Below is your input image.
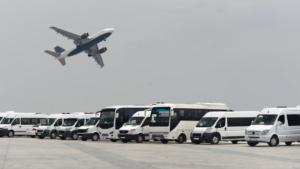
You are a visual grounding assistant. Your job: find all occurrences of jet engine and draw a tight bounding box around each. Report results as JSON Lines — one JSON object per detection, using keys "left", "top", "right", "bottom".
{"left": 80, "top": 33, "right": 89, "bottom": 39}
{"left": 99, "top": 47, "right": 107, "bottom": 54}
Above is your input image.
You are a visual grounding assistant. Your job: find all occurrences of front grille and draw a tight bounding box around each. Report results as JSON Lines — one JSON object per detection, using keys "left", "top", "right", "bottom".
{"left": 59, "top": 131, "right": 65, "bottom": 134}
{"left": 192, "top": 133, "right": 202, "bottom": 137}
{"left": 37, "top": 130, "right": 44, "bottom": 133}
{"left": 78, "top": 129, "right": 87, "bottom": 133}
{"left": 247, "top": 131, "right": 261, "bottom": 135}
{"left": 0, "top": 128, "right": 3, "bottom": 130}
{"left": 249, "top": 136, "right": 259, "bottom": 138}
{"left": 119, "top": 130, "right": 128, "bottom": 134}
{"left": 102, "top": 133, "right": 109, "bottom": 136}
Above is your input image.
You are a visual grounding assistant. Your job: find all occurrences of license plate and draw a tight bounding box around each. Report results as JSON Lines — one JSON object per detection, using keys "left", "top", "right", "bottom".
{"left": 59, "top": 134, "right": 62, "bottom": 136}
{"left": 38, "top": 133, "right": 41, "bottom": 135}
{"left": 194, "top": 138, "right": 199, "bottom": 140}
{"left": 121, "top": 137, "right": 125, "bottom": 139}
{"left": 250, "top": 139, "right": 256, "bottom": 141}
{"left": 156, "top": 137, "right": 161, "bottom": 140}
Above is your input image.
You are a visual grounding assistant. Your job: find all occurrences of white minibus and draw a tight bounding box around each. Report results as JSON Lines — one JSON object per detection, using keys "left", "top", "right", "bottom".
{"left": 149, "top": 102, "right": 228, "bottom": 144}
{"left": 77, "top": 113, "right": 101, "bottom": 141}
{"left": 58, "top": 112, "right": 94, "bottom": 140}
{"left": 98, "top": 105, "right": 154, "bottom": 142}
{"left": 191, "top": 111, "right": 258, "bottom": 144}
{"left": 0, "top": 113, "right": 47, "bottom": 137}
{"left": 245, "top": 107, "right": 300, "bottom": 147}
{"left": 118, "top": 110, "right": 151, "bottom": 143}
{"left": 35, "top": 114, "right": 70, "bottom": 139}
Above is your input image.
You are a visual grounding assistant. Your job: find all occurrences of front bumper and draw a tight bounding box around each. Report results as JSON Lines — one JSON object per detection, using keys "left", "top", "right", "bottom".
{"left": 118, "top": 134, "right": 137, "bottom": 140}
{"left": 191, "top": 132, "right": 213, "bottom": 142}
{"left": 58, "top": 131, "right": 73, "bottom": 138}
{"left": 245, "top": 135, "right": 270, "bottom": 143}
{"left": 79, "top": 133, "right": 93, "bottom": 139}
{"left": 0, "top": 130, "right": 9, "bottom": 136}
{"left": 36, "top": 130, "right": 50, "bottom": 137}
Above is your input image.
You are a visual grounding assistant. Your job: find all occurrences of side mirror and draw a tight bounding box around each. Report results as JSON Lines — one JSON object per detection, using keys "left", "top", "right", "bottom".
{"left": 251, "top": 120, "right": 253, "bottom": 124}
{"left": 277, "top": 121, "right": 282, "bottom": 126}
{"left": 216, "top": 123, "right": 221, "bottom": 128}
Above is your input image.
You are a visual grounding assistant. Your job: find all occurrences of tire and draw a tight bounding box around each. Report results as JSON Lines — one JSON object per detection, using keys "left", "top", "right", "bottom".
{"left": 71, "top": 133, "right": 78, "bottom": 140}
{"left": 161, "top": 140, "right": 168, "bottom": 144}
{"left": 136, "top": 134, "right": 144, "bottom": 143}
{"left": 31, "top": 136, "right": 36, "bottom": 138}
{"left": 81, "top": 138, "right": 87, "bottom": 141}
{"left": 50, "top": 132, "right": 57, "bottom": 139}
{"left": 231, "top": 141, "right": 238, "bottom": 144}
{"left": 0, "top": 136, "right": 3, "bottom": 137}
{"left": 91, "top": 134, "right": 99, "bottom": 141}
{"left": 60, "top": 137, "right": 66, "bottom": 140}
{"left": 194, "top": 141, "right": 201, "bottom": 144}
{"left": 247, "top": 142, "right": 258, "bottom": 147}
{"left": 268, "top": 136, "right": 279, "bottom": 147}
{"left": 285, "top": 142, "right": 292, "bottom": 146}
{"left": 38, "top": 136, "right": 45, "bottom": 139}
{"left": 7, "top": 131, "right": 14, "bottom": 138}
{"left": 177, "top": 135, "right": 185, "bottom": 144}
{"left": 122, "top": 140, "right": 128, "bottom": 143}
{"left": 211, "top": 135, "right": 220, "bottom": 144}
{"left": 153, "top": 139, "right": 158, "bottom": 141}
{"left": 110, "top": 139, "right": 117, "bottom": 142}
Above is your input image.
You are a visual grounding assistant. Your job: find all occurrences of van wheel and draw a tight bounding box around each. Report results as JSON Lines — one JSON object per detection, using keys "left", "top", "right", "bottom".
{"left": 194, "top": 141, "right": 201, "bottom": 144}
{"left": 231, "top": 141, "right": 238, "bottom": 144}
{"left": 110, "top": 139, "right": 117, "bottom": 142}
{"left": 177, "top": 135, "right": 185, "bottom": 144}
{"left": 91, "top": 134, "right": 99, "bottom": 141}
{"left": 268, "top": 136, "right": 279, "bottom": 147}
{"left": 60, "top": 137, "right": 66, "bottom": 140}
{"left": 31, "top": 136, "right": 36, "bottom": 138}
{"left": 81, "top": 138, "right": 87, "bottom": 141}
{"left": 7, "top": 131, "right": 14, "bottom": 138}
{"left": 136, "top": 134, "right": 144, "bottom": 143}
{"left": 211, "top": 135, "right": 220, "bottom": 144}
{"left": 50, "top": 132, "right": 57, "bottom": 139}
{"left": 161, "top": 140, "right": 168, "bottom": 144}
{"left": 122, "top": 140, "right": 128, "bottom": 143}
{"left": 71, "top": 133, "right": 78, "bottom": 140}
{"left": 38, "top": 136, "right": 45, "bottom": 139}
{"left": 153, "top": 139, "right": 158, "bottom": 141}
{"left": 285, "top": 142, "right": 292, "bottom": 146}
{"left": 247, "top": 142, "right": 258, "bottom": 146}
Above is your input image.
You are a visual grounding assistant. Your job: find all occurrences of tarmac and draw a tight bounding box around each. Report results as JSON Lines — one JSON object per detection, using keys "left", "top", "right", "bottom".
{"left": 0, "top": 137, "right": 299, "bottom": 169}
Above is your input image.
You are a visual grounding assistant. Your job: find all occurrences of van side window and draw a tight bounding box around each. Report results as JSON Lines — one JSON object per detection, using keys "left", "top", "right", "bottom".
{"left": 142, "top": 117, "right": 151, "bottom": 126}
{"left": 78, "top": 119, "right": 85, "bottom": 127}
{"left": 55, "top": 119, "right": 63, "bottom": 126}
{"left": 228, "top": 118, "right": 255, "bottom": 127}
{"left": 14, "top": 118, "right": 20, "bottom": 125}
{"left": 278, "top": 115, "right": 285, "bottom": 124}
{"left": 287, "top": 115, "right": 300, "bottom": 126}
{"left": 217, "top": 118, "right": 225, "bottom": 128}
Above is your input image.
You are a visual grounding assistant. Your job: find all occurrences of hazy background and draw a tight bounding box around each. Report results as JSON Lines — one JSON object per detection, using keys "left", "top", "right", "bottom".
{"left": 1, "top": 1, "right": 300, "bottom": 114}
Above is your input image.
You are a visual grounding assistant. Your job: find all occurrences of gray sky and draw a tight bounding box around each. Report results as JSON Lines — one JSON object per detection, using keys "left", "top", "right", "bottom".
{"left": 1, "top": 1, "right": 300, "bottom": 114}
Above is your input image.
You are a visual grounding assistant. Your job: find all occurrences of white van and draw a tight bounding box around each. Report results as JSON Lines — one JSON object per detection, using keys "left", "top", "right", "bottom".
{"left": 77, "top": 113, "right": 101, "bottom": 141}
{"left": 58, "top": 112, "right": 94, "bottom": 140}
{"left": 191, "top": 111, "right": 258, "bottom": 144}
{"left": 245, "top": 107, "right": 300, "bottom": 147}
{"left": 0, "top": 113, "right": 47, "bottom": 137}
{"left": 35, "top": 114, "right": 69, "bottom": 139}
{"left": 118, "top": 110, "right": 151, "bottom": 143}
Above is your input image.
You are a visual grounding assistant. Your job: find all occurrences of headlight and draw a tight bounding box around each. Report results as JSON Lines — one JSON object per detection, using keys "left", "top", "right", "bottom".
{"left": 66, "top": 128, "right": 71, "bottom": 131}
{"left": 206, "top": 127, "right": 212, "bottom": 132}
{"left": 129, "top": 129, "right": 135, "bottom": 134}
{"left": 245, "top": 130, "right": 247, "bottom": 135}
{"left": 261, "top": 129, "right": 269, "bottom": 135}
{"left": 190, "top": 132, "right": 193, "bottom": 137}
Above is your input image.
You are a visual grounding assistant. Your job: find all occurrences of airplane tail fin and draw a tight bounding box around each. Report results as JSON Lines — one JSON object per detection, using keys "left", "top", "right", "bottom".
{"left": 44, "top": 50, "right": 66, "bottom": 66}
{"left": 54, "top": 46, "right": 65, "bottom": 53}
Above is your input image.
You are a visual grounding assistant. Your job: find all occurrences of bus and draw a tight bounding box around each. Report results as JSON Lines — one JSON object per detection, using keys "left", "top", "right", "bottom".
{"left": 98, "top": 105, "right": 154, "bottom": 142}
{"left": 149, "top": 102, "right": 228, "bottom": 144}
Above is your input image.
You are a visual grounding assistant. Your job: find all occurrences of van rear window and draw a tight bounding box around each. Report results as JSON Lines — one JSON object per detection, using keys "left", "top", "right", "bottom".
{"left": 287, "top": 115, "right": 300, "bottom": 126}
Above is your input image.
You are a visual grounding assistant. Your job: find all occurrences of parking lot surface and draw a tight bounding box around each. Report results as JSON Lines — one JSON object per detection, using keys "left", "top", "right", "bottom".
{"left": 0, "top": 137, "right": 299, "bottom": 169}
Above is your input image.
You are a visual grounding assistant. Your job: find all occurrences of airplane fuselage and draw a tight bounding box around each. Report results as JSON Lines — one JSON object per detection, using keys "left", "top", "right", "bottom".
{"left": 57, "top": 28, "right": 114, "bottom": 59}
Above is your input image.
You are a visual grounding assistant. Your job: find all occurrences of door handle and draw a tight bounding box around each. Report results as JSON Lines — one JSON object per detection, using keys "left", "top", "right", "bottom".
{"left": 225, "top": 127, "right": 227, "bottom": 131}
{"left": 19, "top": 126, "right": 21, "bottom": 128}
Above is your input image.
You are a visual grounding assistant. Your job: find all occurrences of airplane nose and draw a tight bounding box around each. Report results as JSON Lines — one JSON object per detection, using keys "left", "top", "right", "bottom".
{"left": 108, "top": 28, "right": 114, "bottom": 33}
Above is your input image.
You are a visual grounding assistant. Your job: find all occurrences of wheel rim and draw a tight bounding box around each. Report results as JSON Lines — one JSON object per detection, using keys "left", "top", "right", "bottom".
{"left": 271, "top": 138, "right": 277, "bottom": 145}
{"left": 138, "top": 136, "right": 142, "bottom": 142}
{"left": 93, "top": 135, "right": 98, "bottom": 140}
{"left": 51, "top": 133, "right": 55, "bottom": 138}
{"left": 213, "top": 136, "right": 218, "bottom": 143}
{"left": 9, "top": 132, "right": 13, "bottom": 137}
{"left": 73, "top": 134, "right": 78, "bottom": 139}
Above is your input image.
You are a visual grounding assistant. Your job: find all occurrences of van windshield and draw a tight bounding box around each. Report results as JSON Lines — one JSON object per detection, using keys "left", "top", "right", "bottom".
{"left": 196, "top": 117, "right": 218, "bottom": 127}
{"left": 84, "top": 118, "right": 100, "bottom": 126}
{"left": 126, "top": 117, "right": 144, "bottom": 125}
{"left": 41, "top": 118, "right": 56, "bottom": 126}
{"left": 63, "top": 119, "right": 78, "bottom": 126}
{"left": 253, "top": 114, "right": 278, "bottom": 125}
{"left": 1, "top": 118, "right": 14, "bottom": 124}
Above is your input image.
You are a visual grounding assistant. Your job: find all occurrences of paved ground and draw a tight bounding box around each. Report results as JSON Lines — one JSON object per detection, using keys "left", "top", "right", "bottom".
{"left": 0, "top": 137, "right": 299, "bottom": 169}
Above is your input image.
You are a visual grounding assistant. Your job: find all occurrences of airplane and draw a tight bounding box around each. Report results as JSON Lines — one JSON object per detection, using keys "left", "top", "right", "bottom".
{"left": 45, "top": 27, "right": 114, "bottom": 68}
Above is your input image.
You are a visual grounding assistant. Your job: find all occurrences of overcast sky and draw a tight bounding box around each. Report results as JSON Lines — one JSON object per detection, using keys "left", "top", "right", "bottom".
{"left": 1, "top": 1, "right": 300, "bottom": 114}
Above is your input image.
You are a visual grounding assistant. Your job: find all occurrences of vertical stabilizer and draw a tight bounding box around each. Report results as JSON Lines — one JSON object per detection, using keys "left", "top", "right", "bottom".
{"left": 54, "top": 46, "right": 65, "bottom": 53}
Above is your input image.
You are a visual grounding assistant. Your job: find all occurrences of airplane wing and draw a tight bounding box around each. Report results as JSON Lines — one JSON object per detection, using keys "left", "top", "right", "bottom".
{"left": 49, "top": 27, "right": 90, "bottom": 45}
{"left": 90, "top": 45, "right": 104, "bottom": 68}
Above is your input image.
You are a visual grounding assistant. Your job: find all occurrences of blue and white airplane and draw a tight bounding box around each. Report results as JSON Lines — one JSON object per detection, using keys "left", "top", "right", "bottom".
{"left": 45, "top": 27, "right": 114, "bottom": 68}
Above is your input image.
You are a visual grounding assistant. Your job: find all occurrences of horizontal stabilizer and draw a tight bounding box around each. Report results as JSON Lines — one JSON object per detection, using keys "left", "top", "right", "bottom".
{"left": 44, "top": 50, "right": 60, "bottom": 57}
{"left": 58, "top": 58, "right": 66, "bottom": 66}
{"left": 54, "top": 46, "right": 65, "bottom": 53}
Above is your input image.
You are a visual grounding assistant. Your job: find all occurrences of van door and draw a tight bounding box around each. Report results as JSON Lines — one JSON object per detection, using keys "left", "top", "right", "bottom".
{"left": 142, "top": 117, "right": 151, "bottom": 140}
{"left": 276, "top": 115, "right": 287, "bottom": 142}
{"left": 215, "top": 118, "right": 227, "bottom": 140}
{"left": 12, "top": 118, "right": 21, "bottom": 135}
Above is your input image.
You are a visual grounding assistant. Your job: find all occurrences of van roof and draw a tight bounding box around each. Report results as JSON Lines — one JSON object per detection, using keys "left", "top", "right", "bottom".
{"left": 6, "top": 114, "right": 48, "bottom": 118}
{"left": 153, "top": 102, "right": 228, "bottom": 110}
{"left": 101, "top": 105, "right": 154, "bottom": 110}
{"left": 204, "top": 111, "right": 259, "bottom": 117}
{"left": 260, "top": 108, "right": 300, "bottom": 115}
